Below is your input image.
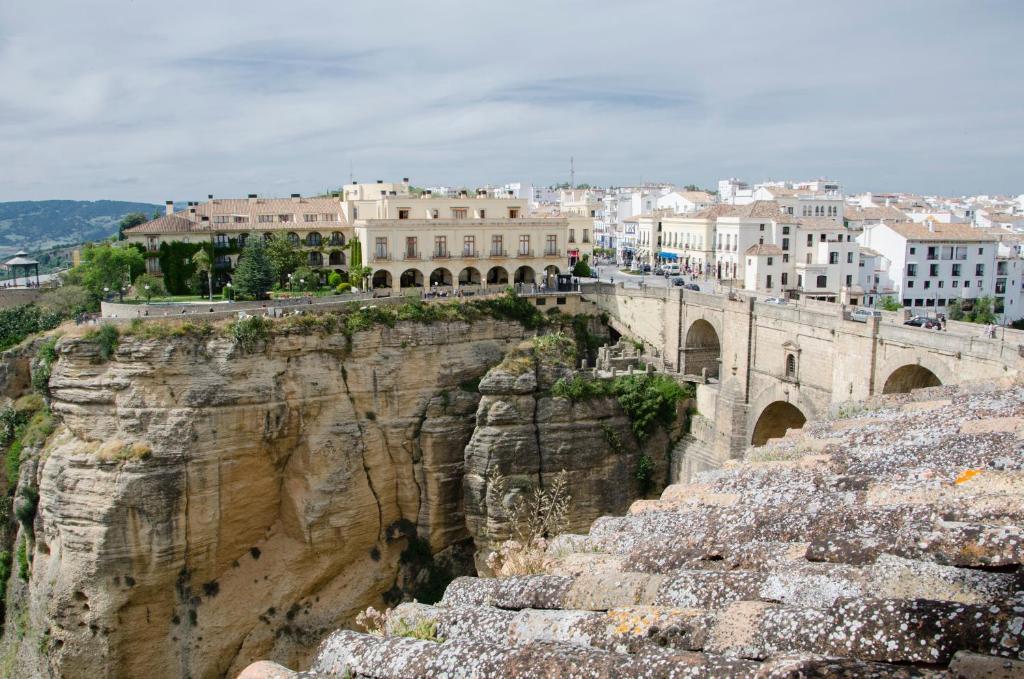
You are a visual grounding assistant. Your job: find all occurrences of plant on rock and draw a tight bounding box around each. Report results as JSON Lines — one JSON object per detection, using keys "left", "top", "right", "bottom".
{"left": 485, "top": 469, "right": 571, "bottom": 577}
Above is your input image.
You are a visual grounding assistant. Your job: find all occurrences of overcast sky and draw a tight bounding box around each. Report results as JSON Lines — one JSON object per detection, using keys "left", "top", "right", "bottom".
{"left": 1, "top": 1, "right": 1021, "bottom": 202}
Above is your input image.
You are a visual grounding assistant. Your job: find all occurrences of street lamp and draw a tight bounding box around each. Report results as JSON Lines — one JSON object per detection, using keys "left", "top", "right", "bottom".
{"left": 103, "top": 287, "right": 110, "bottom": 302}
{"left": 144, "top": 284, "right": 150, "bottom": 303}
{"left": 225, "top": 282, "right": 233, "bottom": 301}
{"left": 287, "top": 273, "right": 293, "bottom": 293}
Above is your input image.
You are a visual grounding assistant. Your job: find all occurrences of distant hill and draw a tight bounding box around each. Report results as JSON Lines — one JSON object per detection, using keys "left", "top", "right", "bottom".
{"left": 0, "top": 200, "right": 162, "bottom": 253}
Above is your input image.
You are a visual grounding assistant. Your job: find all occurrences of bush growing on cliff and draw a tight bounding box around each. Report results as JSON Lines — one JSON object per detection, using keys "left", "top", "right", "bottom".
{"left": 0, "top": 305, "right": 64, "bottom": 352}
{"left": 229, "top": 315, "right": 272, "bottom": 352}
{"left": 31, "top": 336, "right": 59, "bottom": 395}
{"left": 485, "top": 470, "right": 571, "bottom": 577}
{"left": 613, "top": 374, "right": 692, "bottom": 441}
{"left": 84, "top": 323, "right": 119, "bottom": 362}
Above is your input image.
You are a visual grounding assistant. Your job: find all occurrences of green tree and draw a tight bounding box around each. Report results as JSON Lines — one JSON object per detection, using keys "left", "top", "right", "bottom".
{"left": 132, "top": 273, "right": 166, "bottom": 302}
{"left": 346, "top": 238, "right": 370, "bottom": 290}
{"left": 947, "top": 299, "right": 965, "bottom": 321}
{"left": 572, "top": 254, "right": 592, "bottom": 278}
{"left": 968, "top": 296, "right": 997, "bottom": 324}
{"left": 265, "top": 235, "right": 304, "bottom": 286}
{"left": 328, "top": 271, "right": 343, "bottom": 288}
{"left": 38, "top": 285, "right": 95, "bottom": 317}
{"left": 192, "top": 247, "right": 214, "bottom": 301}
{"left": 117, "top": 212, "right": 148, "bottom": 241}
{"left": 291, "top": 266, "right": 318, "bottom": 292}
{"left": 75, "top": 243, "right": 145, "bottom": 301}
{"left": 879, "top": 296, "right": 901, "bottom": 312}
{"left": 231, "top": 240, "right": 275, "bottom": 300}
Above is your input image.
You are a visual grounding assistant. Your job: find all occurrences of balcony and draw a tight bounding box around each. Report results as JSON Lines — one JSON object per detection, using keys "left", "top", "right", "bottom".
{"left": 543, "top": 249, "right": 561, "bottom": 258}
{"left": 372, "top": 252, "right": 390, "bottom": 262}
{"left": 404, "top": 252, "right": 420, "bottom": 260}
{"left": 517, "top": 250, "right": 533, "bottom": 258}
{"left": 432, "top": 251, "right": 450, "bottom": 260}
{"left": 462, "top": 250, "right": 479, "bottom": 258}
{"left": 489, "top": 249, "right": 508, "bottom": 258}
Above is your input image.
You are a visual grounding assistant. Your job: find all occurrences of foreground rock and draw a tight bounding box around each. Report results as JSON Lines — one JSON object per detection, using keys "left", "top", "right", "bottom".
{"left": 274, "top": 379, "right": 1024, "bottom": 677}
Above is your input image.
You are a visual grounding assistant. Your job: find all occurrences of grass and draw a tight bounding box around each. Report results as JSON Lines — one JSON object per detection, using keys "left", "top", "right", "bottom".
{"left": 391, "top": 617, "right": 444, "bottom": 643}
{"left": 95, "top": 439, "right": 152, "bottom": 462}
{"left": 83, "top": 324, "right": 119, "bottom": 362}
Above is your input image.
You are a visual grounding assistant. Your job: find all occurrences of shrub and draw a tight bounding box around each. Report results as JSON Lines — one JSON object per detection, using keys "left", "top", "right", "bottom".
{"left": 84, "top": 324, "right": 119, "bottom": 362}
{"left": 229, "top": 315, "right": 272, "bottom": 352}
{"left": 0, "top": 305, "right": 64, "bottom": 352}
{"left": 335, "top": 282, "right": 352, "bottom": 294}
{"left": 32, "top": 336, "right": 60, "bottom": 395}
{"left": 16, "top": 536, "right": 28, "bottom": 581}
{"left": 21, "top": 409, "right": 55, "bottom": 448}
{"left": 612, "top": 374, "right": 692, "bottom": 441}
{"left": 5, "top": 439, "right": 23, "bottom": 488}
{"left": 485, "top": 470, "right": 571, "bottom": 576}
{"left": 328, "top": 272, "right": 343, "bottom": 288}
{"left": 15, "top": 486, "right": 38, "bottom": 538}
{"left": 635, "top": 454, "right": 654, "bottom": 495}
{"left": 95, "top": 439, "right": 152, "bottom": 462}
{"left": 551, "top": 375, "right": 612, "bottom": 401}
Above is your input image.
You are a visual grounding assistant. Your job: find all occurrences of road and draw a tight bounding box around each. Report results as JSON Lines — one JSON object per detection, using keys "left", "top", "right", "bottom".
{"left": 589, "top": 262, "right": 729, "bottom": 294}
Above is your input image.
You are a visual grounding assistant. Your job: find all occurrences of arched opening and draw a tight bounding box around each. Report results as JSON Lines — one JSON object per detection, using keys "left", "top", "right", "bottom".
{"left": 683, "top": 319, "right": 720, "bottom": 378}
{"left": 329, "top": 250, "right": 345, "bottom": 266}
{"left": 514, "top": 266, "right": 536, "bottom": 284}
{"left": 400, "top": 269, "right": 424, "bottom": 288}
{"left": 487, "top": 266, "right": 509, "bottom": 285}
{"left": 785, "top": 354, "right": 797, "bottom": 379}
{"left": 429, "top": 268, "right": 453, "bottom": 287}
{"left": 882, "top": 365, "right": 941, "bottom": 394}
{"left": 544, "top": 265, "right": 560, "bottom": 286}
{"left": 372, "top": 270, "right": 392, "bottom": 289}
{"left": 329, "top": 232, "right": 345, "bottom": 246}
{"left": 751, "top": 401, "right": 807, "bottom": 446}
{"left": 286, "top": 232, "right": 300, "bottom": 246}
{"left": 308, "top": 251, "right": 323, "bottom": 267}
{"left": 306, "top": 232, "right": 322, "bottom": 247}
{"left": 459, "top": 267, "right": 481, "bottom": 286}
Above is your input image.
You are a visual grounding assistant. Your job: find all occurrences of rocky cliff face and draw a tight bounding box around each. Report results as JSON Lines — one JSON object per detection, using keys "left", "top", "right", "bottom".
{"left": 11, "top": 318, "right": 532, "bottom": 679}
{"left": 464, "top": 335, "right": 671, "bottom": 570}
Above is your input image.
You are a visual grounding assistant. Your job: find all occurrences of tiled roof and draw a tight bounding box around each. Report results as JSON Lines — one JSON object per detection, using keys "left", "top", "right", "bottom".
{"left": 886, "top": 220, "right": 998, "bottom": 242}
{"left": 745, "top": 244, "right": 783, "bottom": 256}
{"left": 795, "top": 216, "right": 844, "bottom": 231}
{"left": 845, "top": 206, "right": 908, "bottom": 222}
{"left": 123, "top": 214, "right": 199, "bottom": 235}
{"left": 124, "top": 196, "right": 349, "bottom": 236}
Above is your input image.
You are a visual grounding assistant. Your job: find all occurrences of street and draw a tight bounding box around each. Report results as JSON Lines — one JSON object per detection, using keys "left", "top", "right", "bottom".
{"left": 589, "top": 262, "right": 729, "bottom": 294}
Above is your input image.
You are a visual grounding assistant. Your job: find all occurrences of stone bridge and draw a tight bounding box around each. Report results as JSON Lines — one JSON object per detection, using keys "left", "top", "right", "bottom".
{"left": 580, "top": 282, "right": 1024, "bottom": 479}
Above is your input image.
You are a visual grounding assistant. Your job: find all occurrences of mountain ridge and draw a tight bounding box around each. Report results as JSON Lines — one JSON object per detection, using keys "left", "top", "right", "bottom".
{"left": 0, "top": 199, "right": 162, "bottom": 251}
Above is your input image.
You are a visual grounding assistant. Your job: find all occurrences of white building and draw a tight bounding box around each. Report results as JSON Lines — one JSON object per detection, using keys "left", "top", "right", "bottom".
{"left": 857, "top": 220, "right": 998, "bottom": 316}
{"left": 656, "top": 190, "right": 716, "bottom": 214}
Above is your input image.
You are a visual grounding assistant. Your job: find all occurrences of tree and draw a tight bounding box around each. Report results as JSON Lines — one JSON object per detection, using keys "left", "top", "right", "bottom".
{"left": 572, "top": 254, "right": 592, "bottom": 278}
{"left": 192, "top": 247, "right": 214, "bottom": 301}
{"left": 879, "top": 296, "right": 901, "bottom": 311}
{"left": 75, "top": 243, "right": 145, "bottom": 301}
{"left": 968, "top": 296, "right": 997, "bottom": 325}
{"left": 231, "top": 240, "right": 275, "bottom": 300}
{"left": 38, "top": 285, "right": 95, "bottom": 317}
{"left": 118, "top": 212, "right": 148, "bottom": 241}
{"left": 291, "top": 266, "right": 318, "bottom": 292}
{"left": 265, "top": 235, "right": 304, "bottom": 286}
{"left": 346, "top": 238, "right": 370, "bottom": 290}
{"left": 946, "top": 299, "right": 965, "bottom": 321}
{"left": 132, "top": 273, "right": 166, "bottom": 302}
{"left": 328, "top": 271, "right": 343, "bottom": 288}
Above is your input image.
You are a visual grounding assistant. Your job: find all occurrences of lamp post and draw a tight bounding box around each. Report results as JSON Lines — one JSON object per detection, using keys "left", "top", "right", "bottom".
{"left": 287, "top": 273, "right": 293, "bottom": 293}
{"left": 103, "top": 287, "right": 110, "bottom": 302}
{"left": 225, "top": 282, "right": 232, "bottom": 302}
{"left": 144, "top": 284, "right": 150, "bottom": 304}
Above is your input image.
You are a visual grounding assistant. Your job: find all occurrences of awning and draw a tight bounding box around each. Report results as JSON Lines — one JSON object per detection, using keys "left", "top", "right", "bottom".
{"left": 658, "top": 251, "right": 679, "bottom": 261}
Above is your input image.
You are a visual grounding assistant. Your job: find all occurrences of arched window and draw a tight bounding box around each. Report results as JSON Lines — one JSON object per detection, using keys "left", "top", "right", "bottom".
{"left": 330, "top": 232, "right": 345, "bottom": 246}
{"left": 306, "top": 232, "right": 322, "bottom": 246}
{"left": 786, "top": 354, "right": 797, "bottom": 378}
{"left": 308, "top": 251, "right": 323, "bottom": 267}
{"left": 286, "top": 232, "right": 300, "bottom": 246}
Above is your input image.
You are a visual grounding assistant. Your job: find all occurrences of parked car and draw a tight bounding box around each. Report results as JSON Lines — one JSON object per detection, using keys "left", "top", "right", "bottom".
{"left": 641, "top": 264, "right": 652, "bottom": 273}
{"left": 850, "top": 308, "right": 882, "bottom": 323}
{"left": 684, "top": 283, "right": 701, "bottom": 291}
{"left": 904, "top": 315, "right": 940, "bottom": 329}
{"left": 661, "top": 263, "right": 681, "bottom": 276}
{"left": 763, "top": 297, "right": 788, "bottom": 305}
{"left": 670, "top": 276, "right": 686, "bottom": 287}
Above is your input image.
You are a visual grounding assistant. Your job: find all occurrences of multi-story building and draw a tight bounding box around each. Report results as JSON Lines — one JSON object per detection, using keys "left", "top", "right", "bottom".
{"left": 857, "top": 220, "right": 999, "bottom": 315}
{"left": 125, "top": 180, "right": 583, "bottom": 294}
{"left": 655, "top": 190, "right": 715, "bottom": 214}
{"left": 857, "top": 247, "right": 898, "bottom": 308}
{"left": 752, "top": 184, "right": 844, "bottom": 223}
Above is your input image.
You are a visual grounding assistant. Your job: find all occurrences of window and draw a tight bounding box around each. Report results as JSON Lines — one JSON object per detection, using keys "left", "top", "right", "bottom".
{"left": 320, "top": 213, "right": 336, "bottom": 222}
{"left": 303, "top": 214, "right": 318, "bottom": 223}
{"left": 955, "top": 246, "right": 967, "bottom": 260}
{"left": 938, "top": 281, "right": 944, "bottom": 288}
{"left": 952, "top": 263, "right": 961, "bottom": 277}
{"left": 759, "top": 224, "right": 765, "bottom": 231}
{"left": 278, "top": 214, "right": 293, "bottom": 223}
{"left": 903, "top": 298, "right": 911, "bottom": 306}
{"left": 451, "top": 208, "right": 467, "bottom": 219}
{"left": 909, "top": 247, "right": 916, "bottom": 255}
{"left": 924, "top": 281, "right": 931, "bottom": 289}
{"left": 478, "top": 209, "right": 486, "bottom": 219}
{"left": 929, "top": 264, "right": 939, "bottom": 276}
{"left": 545, "top": 234, "right": 558, "bottom": 255}
{"left": 353, "top": 207, "right": 359, "bottom": 219}
{"left": 509, "top": 208, "right": 520, "bottom": 218}
{"left": 914, "top": 299, "right": 923, "bottom": 307}
{"left": 766, "top": 274, "right": 773, "bottom": 289}
{"left": 306, "top": 232, "right": 321, "bottom": 246}
{"left": 845, "top": 275, "right": 852, "bottom": 287}
{"left": 258, "top": 214, "right": 274, "bottom": 223}
{"left": 806, "top": 253, "right": 812, "bottom": 264}
{"left": 847, "top": 252, "right": 853, "bottom": 264}
{"left": 816, "top": 275, "right": 827, "bottom": 288}
{"left": 978, "top": 247, "right": 984, "bottom": 255}
{"left": 927, "top": 246, "right": 938, "bottom": 260}
{"left": 214, "top": 234, "right": 229, "bottom": 248}
{"left": 308, "top": 251, "right": 323, "bottom": 267}
{"left": 491, "top": 235, "right": 504, "bottom": 256}
{"left": 965, "top": 280, "right": 971, "bottom": 287}
{"left": 952, "top": 280, "right": 959, "bottom": 288}
{"left": 976, "top": 263, "right": 985, "bottom": 276}
{"left": 434, "top": 236, "right": 448, "bottom": 257}
{"left": 463, "top": 236, "right": 476, "bottom": 256}
{"left": 431, "top": 209, "right": 439, "bottom": 219}
{"left": 829, "top": 252, "right": 839, "bottom": 264}
{"left": 213, "top": 215, "right": 229, "bottom": 224}
{"left": 519, "top": 235, "right": 530, "bottom": 255}
{"left": 997, "top": 261, "right": 1008, "bottom": 275}
{"left": 782, "top": 226, "right": 790, "bottom": 235}
{"left": 783, "top": 254, "right": 789, "bottom": 263}
{"left": 996, "top": 278, "right": 1007, "bottom": 294}
{"left": 406, "top": 237, "right": 418, "bottom": 258}
{"left": 374, "top": 237, "right": 388, "bottom": 259}
{"left": 569, "top": 229, "right": 576, "bottom": 243}
{"left": 820, "top": 234, "right": 827, "bottom": 242}
{"left": 807, "top": 234, "right": 813, "bottom": 246}
{"left": 767, "top": 257, "right": 774, "bottom": 265}
{"left": 146, "top": 258, "right": 161, "bottom": 274}
{"left": 908, "top": 280, "right": 915, "bottom": 288}
{"left": 785, "top": 354, "right": 797, "bottom": 379}
{"left": 398, "top": 209, "right": 410, "bottom": 220}
{"left": 781, "top": 272, "right": 788, "bottom": 285}
{"left": 942, "top": 246, "right": 953, "bottom": 260}
{"left": 286, "top": 232, "right": 299, "bottom": 246}
{"left": 583, "top": 229, "right": 589, "bottom": 243}
{"left": 907, "top": 263, "right": 917, "bottom": 277}
{"left": 238, "top": 234, "right": 248, "bottom": 248}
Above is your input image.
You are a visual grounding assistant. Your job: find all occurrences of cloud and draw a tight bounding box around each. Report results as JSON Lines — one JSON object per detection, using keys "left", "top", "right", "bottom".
{"left": 0, "top": 0, "right": 1021, "bottom": 201}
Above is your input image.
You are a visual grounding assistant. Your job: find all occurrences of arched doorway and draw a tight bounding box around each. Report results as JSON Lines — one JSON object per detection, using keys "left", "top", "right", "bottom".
{"left": 429, "top": 268, "right": 453, "bottom": 286}
{"left": 329, "top": 250, "right": 345, "bottom": 266}
{"left": 487, "top": 266, "right": 509, "bottom": 285}
{"left": 458, "top": 267, "right": 481, "bottom": 285}
{"left": 882, "top": 365, "right": 941, "bottom": 394}
{"left": 371, "top": 270, "right": 392, "bottom": 289}
{"left": 751, "top": 401, "right": 807, "bottom": 446}
{"left": 544, "top": 265, "right": 560, "bottom": 287}
{"left": 683, "top": 319, "right": 721, "bottom": 378}
{"left": 514, "top": 266, "right": 535, "bottom": 284}
{"left": 400, "top": 269, "right": 424, "bottom": 288}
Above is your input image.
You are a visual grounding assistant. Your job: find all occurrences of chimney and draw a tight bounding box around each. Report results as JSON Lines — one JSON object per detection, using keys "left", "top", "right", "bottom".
{"left": 402, "top": 177, "right": 409, "bottom": 184}
{"left": 376, "top": 179, "right": 383, "bottom": 184}
{"left": 208, "top": 194, "right": 213, "bottom": 200}
{"left": 165, "top": 200, "right": 174, "bottom": 216}
{"left": 291, "top": 193, "right": 301, "bottom": 202}
{"left": 248, "top": 193, "right": 257, "bottom": 204}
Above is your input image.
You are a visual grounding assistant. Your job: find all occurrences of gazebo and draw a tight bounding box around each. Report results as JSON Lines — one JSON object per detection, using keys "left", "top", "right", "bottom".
{"left": 4, "top": 251, "right": 40, "bottom": 287}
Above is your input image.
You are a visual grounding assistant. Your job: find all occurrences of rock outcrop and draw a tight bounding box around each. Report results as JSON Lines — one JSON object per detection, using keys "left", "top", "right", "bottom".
{"left": 463, "top": 336, "right": 672, "bottom": 570}
{"left": 281, "top": 378, "right": 1024, "bottom": 678}
{"left": 9, "top": 317, "right": 535, "bottom": 679}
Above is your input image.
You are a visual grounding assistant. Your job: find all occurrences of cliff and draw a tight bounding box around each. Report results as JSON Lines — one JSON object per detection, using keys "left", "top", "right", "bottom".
{"left": 8, "top": 316, "right": 532, "bottom": 678}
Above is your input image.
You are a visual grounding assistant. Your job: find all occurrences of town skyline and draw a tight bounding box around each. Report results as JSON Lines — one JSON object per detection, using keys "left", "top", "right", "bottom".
{"left": 2, "top": 1, "right": 1022, "bottom": 202}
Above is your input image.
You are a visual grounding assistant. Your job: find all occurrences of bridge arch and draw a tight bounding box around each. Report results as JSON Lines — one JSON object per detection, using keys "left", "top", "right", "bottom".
{"left": 882, "top": 364, "right": 941, "bottom": 394}
{"left": 751, "top": 401, "right": 807, "bottom": 446}
{"left": 683, "top": 319, "right": 721, "bottom": 378}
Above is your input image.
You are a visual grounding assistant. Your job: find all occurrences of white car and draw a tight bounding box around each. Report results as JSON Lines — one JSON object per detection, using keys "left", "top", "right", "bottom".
{"left": 850, "top": 308, "right": 882, "bottom": 323}
{"left": 763, "top": 297, "right": 788, "bottom": 305}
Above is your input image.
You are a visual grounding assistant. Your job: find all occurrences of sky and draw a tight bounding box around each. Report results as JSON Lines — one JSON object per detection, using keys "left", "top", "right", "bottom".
{"left": 1, "top": 0, "right": 1022, "bottom": 202}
